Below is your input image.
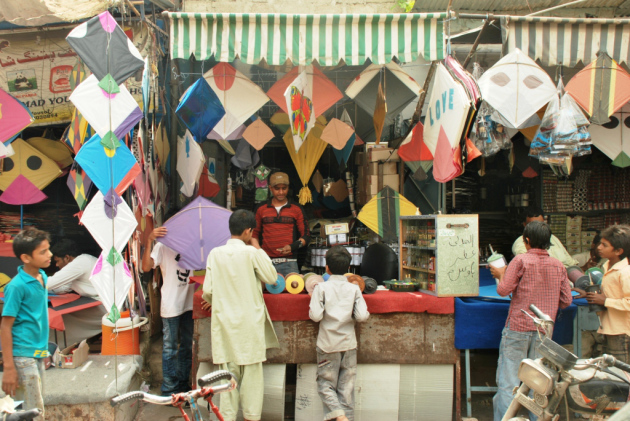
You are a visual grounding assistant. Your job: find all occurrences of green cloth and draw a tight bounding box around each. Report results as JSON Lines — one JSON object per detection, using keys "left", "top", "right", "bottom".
{"left": 512, "top": 234, "right": 579, "bottom": 268}
{"left": 219, "top": 362, "right": 264, "bottom": 421}
{"left": 202, "top": 239, "right": 279, "bottom": 365}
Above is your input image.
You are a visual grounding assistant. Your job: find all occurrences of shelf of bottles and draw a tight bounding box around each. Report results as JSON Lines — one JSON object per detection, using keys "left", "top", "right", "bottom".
{"left": 401, "top": 218, "right": 437, "bottom": 292}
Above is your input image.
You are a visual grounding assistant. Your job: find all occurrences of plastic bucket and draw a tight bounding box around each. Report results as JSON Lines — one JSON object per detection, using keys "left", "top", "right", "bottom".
{"left": 101, "top": 311, "right": 147, "bottom": 355}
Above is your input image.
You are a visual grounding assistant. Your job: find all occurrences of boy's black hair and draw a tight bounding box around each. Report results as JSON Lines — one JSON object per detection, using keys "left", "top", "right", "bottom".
{"left": 326, "top": 245, "right": 351, "bottom": 275}
{"left": 50, "top": 239, "right": 78, "bottom": 258}
{"left": 229, "top": 209, "right": 256, "bottom": 236}
{"left": 523, "top": 207, "right": 545, "bottom": 222}
{"left": 600, "top": 224, "right": 630, "bottom": 260}
{"left": 522, "top": 221, "right": 551, "bottom": 250}
{"left": 13, "top": 228, "right": 51, "bottom": 259}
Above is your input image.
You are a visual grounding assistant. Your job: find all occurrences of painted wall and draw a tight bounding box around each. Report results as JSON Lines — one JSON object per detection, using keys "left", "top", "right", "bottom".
{"left": 183, "top": 0, "right": 404, "bottom": 14}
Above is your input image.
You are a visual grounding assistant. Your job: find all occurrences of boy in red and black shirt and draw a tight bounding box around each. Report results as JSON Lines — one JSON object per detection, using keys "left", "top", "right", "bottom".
{"left": 251, "top": 172, "right": 310, "bottom": 276}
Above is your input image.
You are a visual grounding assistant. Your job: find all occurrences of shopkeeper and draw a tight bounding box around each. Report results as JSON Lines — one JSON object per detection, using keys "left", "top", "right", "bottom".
{"left": 251, "top": 172, "right": 310, "bottom": 277}
{"left": 512, "top": 207, "right": 579, "bottom": 268}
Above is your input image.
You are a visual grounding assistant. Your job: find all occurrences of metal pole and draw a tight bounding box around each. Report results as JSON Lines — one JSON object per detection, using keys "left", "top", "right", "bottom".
{"left": 462, "top": 18, "right": 494, "bottom": 69}
{"left": 457, "top": 0, "right": 588, "bottom": 20}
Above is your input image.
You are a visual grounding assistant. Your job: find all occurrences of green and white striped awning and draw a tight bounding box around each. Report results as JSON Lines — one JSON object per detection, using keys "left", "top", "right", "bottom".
{"left": 502, "top": 16, "right": 630, "bottom": 67}
{"left": 167, "top": 13, "right": 445, "bottom": 65}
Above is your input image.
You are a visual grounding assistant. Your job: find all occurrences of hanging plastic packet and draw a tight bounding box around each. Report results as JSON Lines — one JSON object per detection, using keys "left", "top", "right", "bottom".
{"left": 471, "top": 63, "right": 502, "bottom": 157}
{"left": 530, "top": 84, "right": 561, "bottom": 158}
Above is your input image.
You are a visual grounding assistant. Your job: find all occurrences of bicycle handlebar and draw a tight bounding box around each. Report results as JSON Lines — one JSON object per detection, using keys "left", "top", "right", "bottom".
{"left": 604, "top": 355, "right": 630, "bottom": 373}
{"left": 111, "top": 370, "right": 237, "bottom": 407}
{"left": 3, "top": 409, "right": 42, "bottom": 421}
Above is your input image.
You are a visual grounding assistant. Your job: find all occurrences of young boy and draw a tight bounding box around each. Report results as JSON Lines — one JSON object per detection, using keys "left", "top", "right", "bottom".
{"left": 586, "top": 224, "right": 630, "bottom": 364}
{"left": 309, "top": 246, "right": 369, "bottom": 421}
{"left": 490, "top": 221, "right": 573, "bottom": 421}
{"left": 1, "top": 228, "right": 53, "bottom": 420}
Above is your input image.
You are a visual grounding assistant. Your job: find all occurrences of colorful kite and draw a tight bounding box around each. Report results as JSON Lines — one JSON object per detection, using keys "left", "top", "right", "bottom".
{"left": 90, "top": 252, "right": 134, "bottom": 316}
{"left": 67, "top": 162, "right": 93, "bottom": 211}
{"left": 321, "top": 118, "right": 354, "bottom": 150}
{"left": 0, "top": 138, "right": 61, "bottom": 192}
{"left": 66, "top": 11, "right": 144, "bottom": 85}
{"left": 75, "top": 134, "right": 141, "bottom": 195}
{"left": 176, "top": 78, "right": 226, "bottom": 143}
{"left": 0, "top": 175, "right": 47, "bottom": 205}
{"left": 284, "top": 71, "right": 316, "bottom": 152}
{"left": 203, "top": 63, "right": 269, "bottom": 140}
{"left": 399, "top": 122, "right": 434, "bottom": 175}
{"left": 357, "top": 186, "right": 417, "bottom": 242}
{"left": 423, "top": 64, "right": 471, "bottom": 183}
{"left": 81, "top": 190, "right": 137, "bottom": 254}
{"left": 26, "top": 137, "right": 73, "bottom": 169}
{"left": 242, "top": 119, "right": 274, "bottom": 151}
{"left": 589, "top": 104, "right": 630, "bottom": 167}
{"left": 566, "top": 52, "right": 630, "bottom": 125}
{"left": 176, "top": 131, "right": 205, "bottom": 197}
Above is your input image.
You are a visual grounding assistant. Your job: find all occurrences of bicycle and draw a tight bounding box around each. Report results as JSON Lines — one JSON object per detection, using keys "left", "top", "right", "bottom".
{"left": 110, "top": 370, "right": 237, "bottom": 421}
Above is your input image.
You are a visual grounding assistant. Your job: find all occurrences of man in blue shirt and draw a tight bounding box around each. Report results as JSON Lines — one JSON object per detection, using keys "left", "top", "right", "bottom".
{"left": 1, "top": 228, "right": 52, "bottom": 420}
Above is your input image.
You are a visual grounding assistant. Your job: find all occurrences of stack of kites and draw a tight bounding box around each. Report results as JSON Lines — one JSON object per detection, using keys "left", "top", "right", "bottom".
{"left": 67, "top": 11, "right": 143, "bottom": 322}
{"left": 528, "top": 79, "right": 592, "bottom": 175}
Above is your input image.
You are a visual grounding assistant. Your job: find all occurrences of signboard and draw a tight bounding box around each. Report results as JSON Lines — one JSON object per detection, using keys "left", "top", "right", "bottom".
{"left": 0, "top": 24, "right": 148, "bottom": 126}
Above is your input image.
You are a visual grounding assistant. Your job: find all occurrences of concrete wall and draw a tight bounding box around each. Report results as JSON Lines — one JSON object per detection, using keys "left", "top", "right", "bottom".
{"left": 183, "top": 0, "right": 403, "bottom": 14}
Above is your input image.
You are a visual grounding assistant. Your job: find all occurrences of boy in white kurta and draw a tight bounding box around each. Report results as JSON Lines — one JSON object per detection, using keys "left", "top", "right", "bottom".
{"left": 201, "top": 209, "right": 279, "bottom": 421}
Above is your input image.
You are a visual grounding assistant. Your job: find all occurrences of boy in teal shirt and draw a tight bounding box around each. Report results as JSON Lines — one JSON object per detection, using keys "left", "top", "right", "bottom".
{"left": 1, "top": 228, "right": 52, "bottom": 420}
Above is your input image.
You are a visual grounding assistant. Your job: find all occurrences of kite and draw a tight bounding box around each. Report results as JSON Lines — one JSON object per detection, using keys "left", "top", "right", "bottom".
{"left": 154, "top": 121, "right": 170, "bottom": 173}
{"left": 589, "top": 104, "right": 630, "bottom": 167}
{"left": 0, "top": 138, "right": 61, "bottom": 192}
{"left": 176, "top": 131, "right": 205, "bottom": 197}
{"left": 267, "top": 65, "right": 342, "bottom": 118}
{"left": 203, "top": 63, "right": 269, "bottom": 140}
{"left": 66, "top": 11, "right": 144, "bottom": 85}
{"left": 242, "top": 119, "right": 274, "bottom": 151}
{"left": 0, "top": 175, "right": 47, "bottom": 205}
{"left": 176, "top": 78, "right": 226, "bottom": 143}
{"left": 399, "top": 122, "right": 434, "bottom": 175}
{"left": 26, "top": 137, "right": 73, "bottom": 169}
{"left": 70, "top": 74, "right": 143, "bottom": 141}
{"left": 0, "top": 87, "right": 34, "bottom": 144}
{"left": 61, "top": 108, "right": 94, "bottom": 155}
{"left": 357, "top": 186, "right": 417, "bottom": 242}
{"left": 157, "top": 196, "right": 232, "bottom": 270}
{"left": 81, "top": 190, "right": 137, "bottom": 253}
{"left": 67, "top": 162, "right": 93, "bottom": 211}
{"left": 321, "top": 118, "right": 354, "bottom": 150}
{"left": 284, "top": 71, "right": 316, "bottom": 152}
{"left": 283, "top": 116, "right": 328, "bottom": 204}
{"left": 423, "top": 63, "right": 471, "bottom": 183}
{"left": 566, "top": 52, "right": 630, "bottom": 125}
{"left": 90, "top": 252, "right": 134, "bottom": 317}
{"left": 208, "top": 124, "right": 246, "bottom": 141}
{"left": 373, "top": 80, "right": 387, "bottom": 144}
{"left": 231, "top": 139, "right": 260, "bottom": 170}
{"left": 478, "top": 48, "right": 556, "bottom": 129}
{"left": 75, "top": 134, "right": 141, "bottom": 195}
{"left": 345, "top": 62, "right": 421, "bottom": 127}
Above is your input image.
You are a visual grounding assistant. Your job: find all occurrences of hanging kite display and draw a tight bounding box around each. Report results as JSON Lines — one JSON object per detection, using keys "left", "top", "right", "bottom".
{"left": 157, "top": 196, "right": 232, "bottom": 270}
{"left": 423, "top": 63, "right": 471, "bottom": 183}
{"left": 478, "top": 48, "right": 556, "bottom": 129}
{"left": 75, "top": 134, "right": 141, "bottom": 195}
{"left": 66, "top": 11, "right": 144, "bottom": 85}
{"left": 176, "top": 78, "right": 226, "bottom": 143}
{"left": 0, "top": 87, "right": 34, "bottom": 144}
{"left": 566, "top": 51, "right": 630, "bottom": 125}
{"left": 203, "top": 63, "right": 269, "bottom": 140}
{"left": 283, "top": 116, "right": 328, "bottom": 205}
{"left": 0, "top": 138, "right": 62, "bottom": 192}
{"left": 373, "top": 80, "right": 387, "bottom": 143}
{"left": 399, "top": 122, "right": 434, "bottom": 174}
{"left": 0, "top": 175, "right": 48, "bottom": 205}
{"left": 176, "top": 130, "right": 205, "bottom": 197}
{"left": 61, "top": 108, "right": 94, "bottom": 155}
{"left": 90, "top": 253, "right": 134, "bottom": 316}
{"left": 320, "top": 118, "right": 355, "bottom": 150}
{"left": 81, "top": 190, "right": 138, "bottom": 254}
{"left": 357, "top": 186, "right": 417, "bottom": 242}
{"left": 345, "top": 62, "right": 421, "bottom": 127}
{"left": 589, "top": 104, "right": 630, "bottom": 167}
{"left": 284, "top": 71, "right": 316, "bottom": 151}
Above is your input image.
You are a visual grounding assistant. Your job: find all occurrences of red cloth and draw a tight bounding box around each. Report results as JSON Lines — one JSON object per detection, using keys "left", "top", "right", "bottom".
{"left": 193, "top": 289, "right": 454, "bottom": 320}
{"left": 48, "top": 293, "right": 80, "bottom": 308}
{"left": 48, "top": 299, "right": 103, "bottom": 331}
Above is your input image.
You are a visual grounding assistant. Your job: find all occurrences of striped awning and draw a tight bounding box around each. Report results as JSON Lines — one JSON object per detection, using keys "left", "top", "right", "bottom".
{"left": 501, "top": 16, "right": 630, "bottom": 67}
{"left": 167, "top": 13, "right": 445, "bottom": 65}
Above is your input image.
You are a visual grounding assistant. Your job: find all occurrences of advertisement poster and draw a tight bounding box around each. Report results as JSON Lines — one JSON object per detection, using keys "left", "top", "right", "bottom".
{"left": 0, "top": 24, "right": 148, "bottom": 126}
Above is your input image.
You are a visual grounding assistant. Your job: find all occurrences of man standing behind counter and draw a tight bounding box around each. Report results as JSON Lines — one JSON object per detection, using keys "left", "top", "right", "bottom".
{"left": 251, "top": 172, "right": 310, "bottom": 277}
{"left": 512, "top": 207, "right": 579, "bottom": 268}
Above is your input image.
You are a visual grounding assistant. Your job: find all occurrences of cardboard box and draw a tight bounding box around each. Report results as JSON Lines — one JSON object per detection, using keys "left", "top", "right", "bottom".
{"left": 566, "top": 226, "right": 582, "bottom": 233}
{"left": 567, "top": 246, "right": 582, "bottom": 255}
{"left": 368, "top": 148, "right": 400, "bottom": 162}
{"left": 566, "top": 216, "right": 582, "bottom": 227}
{"left": 366, "top": 174, "right": 399, "bottom": 193}
{"left": 54, "top": 339, "right": 89, "bottom": 369}
{"left": 355, "top": 151, "right": 366, "bottom": 166}
{"left": 367, "top": 161, "right": 398, "bottom": 175}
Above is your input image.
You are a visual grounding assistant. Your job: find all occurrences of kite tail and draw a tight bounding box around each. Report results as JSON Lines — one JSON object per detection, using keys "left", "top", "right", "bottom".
{"left": 298, "top": 186, "right": 312, "bottom": 205}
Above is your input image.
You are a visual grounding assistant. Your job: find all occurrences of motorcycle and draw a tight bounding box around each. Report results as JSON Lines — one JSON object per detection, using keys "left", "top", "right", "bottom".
{"left": 502, "top": 304, "right": 630, "bottom": 421}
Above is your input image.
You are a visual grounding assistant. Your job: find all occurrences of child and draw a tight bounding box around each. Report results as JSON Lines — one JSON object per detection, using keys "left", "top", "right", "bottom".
{"left": 309, "top": 246, "right": 369, "bottom": 421}
{"left": 490, "top": 221, "right": 573, "bottom": 421}
{"left": 1, "top": 228, "right": 53, "bottom": 420}
{"left": 586, "top": 224, "right": 630, "bottom": 364}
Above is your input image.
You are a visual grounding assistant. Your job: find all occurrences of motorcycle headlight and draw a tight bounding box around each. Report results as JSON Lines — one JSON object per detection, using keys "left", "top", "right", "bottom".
{"left": 517, "top": 359, "right": 554, "bottom": 395}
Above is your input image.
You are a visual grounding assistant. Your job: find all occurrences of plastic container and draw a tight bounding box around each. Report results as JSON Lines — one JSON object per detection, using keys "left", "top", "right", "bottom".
{"left": 487, "top": 247, "right": 507, "bottom": 285}
{"left": 101, "top": 311, "right": 147, "bottom": 355}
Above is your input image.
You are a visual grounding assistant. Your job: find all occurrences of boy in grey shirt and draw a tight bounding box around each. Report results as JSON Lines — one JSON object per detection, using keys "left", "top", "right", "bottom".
{"left": 309, "top": 246, "right": 370, "bottom": 421}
